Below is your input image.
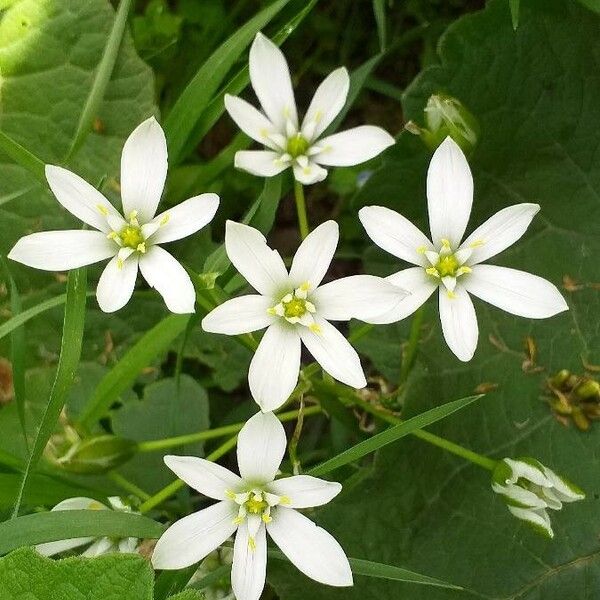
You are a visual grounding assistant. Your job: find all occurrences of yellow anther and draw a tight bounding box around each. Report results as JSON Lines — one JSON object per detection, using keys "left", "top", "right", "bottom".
{"left": 303, "top": 167, "right": 311, "bottom": 175}
{"left": 267, "top": 307, "right": 277, "bottom": 316}
{"left": 314, "top": 109, "right": 323, "bottom": 123}
{"left": 261, "top": 514, "right": 272, "bottom": 524}
{"left": 259, "top": 128, "right": 269, "bottom": 138}
{"left": 457, "top": 266, "right": 472, "bottom": 276}
{"left": 446, "top": 290, "right": 457, "bottom": 299}
{"left": 299, "top": 282, "right": 310, "bottom": 292}
{"left": 248, "top": 537, "right": 256, "bottom": 551}
{"left": 160, "top": 213, "right": 170, "bottom": 226}
{"left": 426, "top": 267, "right": 440, "bottom": 278}
{"left": 117, "top": 258, "right": 124, "bottom": 270}
{"left": 309, "top": 323, "right": 322, "bottom": 334}
{"left": 225, "top": 490, "right": 236, "bottom": 500}
{"left": 90, "top": 501, "right": 104, "bottom": 510}
{"left": 107, "top": 231, "right": 119, "bottom": 240}
{"left": 469, "top": 239, "right": 485, "bottom": 248}
{"left": 128, "top": 210, "right": 138, "bottom": 221}
{"left": 279, "top": 496, "right": 291, "bottom": 505}
{"left": 416, "top": 245, "right": 427, "bottom": 254}
{"left": 233, "top": 516, "right": 244, "bottom": 525}
{"left": 97, "top": 204, "right": 108, "bottom": 216}
{"left": 440, "top": 238, "right": 451, "bottom": 248}
{"left": 136, "top": 242, "right": 146, "bottom": 253}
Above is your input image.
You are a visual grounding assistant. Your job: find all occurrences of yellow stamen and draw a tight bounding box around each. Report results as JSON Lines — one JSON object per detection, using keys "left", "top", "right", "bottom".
{"left": 225, "top": 490, "right": 236, "bottom": 500}
{"left": 309, "top": 323, "right": 322, "bottom": 334}
{"left": 117, "top": 258, "right": 124, "bottom": 270}
{"left": 426, "top": 267, "right": 440, "bottom": 278}
{"left": 248, "top": 537, "right": 256, "bottom": 551}
{"left": 469, "top": 239, "right": 485, "bottom": 248}
{"left": 233, "top": 516, "right": 244, "bottom": 525}
{"left": 279, "top": 496, "right": 291, "bottom": 506}
{"left": 160, "top": 213, "right": 170, "bottom": 226}
{"left": 446, "top": 290, "right": 457, "bottom": 299}
{"left": 416, "top": 245, "right": 427, "bottom": 254}
{"left": 97, "top": 204, "right": 108, "bottom": 216}
{"left": 261, "top": 514, "right": 272, "bottom": 523}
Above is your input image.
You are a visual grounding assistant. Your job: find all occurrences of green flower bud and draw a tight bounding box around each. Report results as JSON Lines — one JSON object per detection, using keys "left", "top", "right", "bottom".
{"left": 574, "top": 379, "right": 600, "bottom": 400}
{"left": 54, "top": 435, "right": 137, "bottom": 474}
{"left": 549, "top": 369, "right": 571, "bottom": 389}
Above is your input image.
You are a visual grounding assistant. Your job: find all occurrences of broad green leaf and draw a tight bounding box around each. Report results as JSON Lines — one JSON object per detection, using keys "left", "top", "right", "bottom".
{"left": 272, "top": 1, "right": 600, "bottom": 598}
{"left": 12, "top": 268, "right": 87, "bottom": 517}
{"left": 308, "top": 395, "right": 482, "bottom": 477}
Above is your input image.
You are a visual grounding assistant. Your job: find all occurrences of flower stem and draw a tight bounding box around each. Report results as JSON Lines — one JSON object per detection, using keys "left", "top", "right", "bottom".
{"left": 398, "top": 307, "right": 425, "bottom": 385}
{"left": 293, "top": 180, "right": 310, "bottom": 240}
{"left": 288, "top": 397, "right": 305, "bottom": 474}
{"left": 107, "top": 471, "right": 151, "bottom": 501}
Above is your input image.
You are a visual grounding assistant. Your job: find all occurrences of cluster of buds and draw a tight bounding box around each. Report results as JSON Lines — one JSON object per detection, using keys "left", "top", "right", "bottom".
{"left": 547, "top": 369, "right": 600, "bottom": 431}
{"left": 491, "top": 457, "right": 585, "bottom": 538}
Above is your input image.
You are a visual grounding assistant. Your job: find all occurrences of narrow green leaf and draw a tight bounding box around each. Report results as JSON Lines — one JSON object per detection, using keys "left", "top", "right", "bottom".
{"left": 509, "top": 0, "right": 520, "bottom": 29}
{"left": 0, "top": 510, "right": 164, "bottom": 556}
{"left": 164, "top": 0, "right": 292, "bottom": 163}
{"left": 0, "top": 130, "right": 46, "bottom": 182}
{"left": 0, "top": 292, "right": 94, "bottom": 341}
{"left": 188, "top": 564, "right": 231, "bottom": 592}
{"left": 373, "top": 0, "right": 387, "bottom": 50}
{"left": 12, "top": 268, "right": 88, "bottom": 518}
{"left": 66, "top": 0, "right": 135, "bottom": 158}
{"left": 78, "top": 314, "right": 189, "bottom": 428}
{"left": 308, "top": 395, "right": 482, "bottom": 477}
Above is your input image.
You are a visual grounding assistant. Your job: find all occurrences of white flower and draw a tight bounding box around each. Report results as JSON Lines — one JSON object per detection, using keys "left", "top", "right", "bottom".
{"left": 201, "top": 220, "right": 408, "bottom": 411}
{"left": 152, "top": 412, "right": 353, "bottom": 600}
{"left": 491, "top": 457, "right": 585, "bottom": 538}
{"left": 359, "top": 136, "right": 568, "bottom": 361}
{"left": 36, "top": 496, "right": 138, "bottom": 557}
{"left": 8, "top": 117, "right": 219, "bottom": 314}
{"left": 224, "top": 32, "right": 395, "bottom": 185}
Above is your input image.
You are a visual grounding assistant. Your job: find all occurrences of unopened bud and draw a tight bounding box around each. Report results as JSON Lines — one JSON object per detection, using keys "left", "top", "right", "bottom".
{"left": 550, "top": 369, "right": 571, "bottom": 389}
{"left": 54, "top": 435, "right": 137, "bottom": 474}
{"left": 574, "top": 379, "right": 600, "bottom": 400}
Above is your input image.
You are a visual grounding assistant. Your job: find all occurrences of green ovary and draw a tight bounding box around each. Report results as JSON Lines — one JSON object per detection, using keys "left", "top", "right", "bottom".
{"left": 283, "top": 297, "right": 307, "bottom": 318}
{"left": 245, "top": 497, "right": 268, "bottom": 515}
{"left": 436, "top": 254, "right": 460, "bottom": 277}
{"left": 286, "top": 133, "right": 309, "bottom": 157}
{"left": 120, "top": 225, "right": 144, "bottom": 249}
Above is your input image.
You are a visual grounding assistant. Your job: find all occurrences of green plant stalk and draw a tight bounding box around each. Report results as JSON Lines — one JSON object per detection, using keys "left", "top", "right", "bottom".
{"left": 107, "top": 471, "right": 151, "bottom": 501}
{"left": 293, "top": 180, "right": 310, "bottom": 240}
{"left": 287, "top": 397, "right": 305, "bottom": 474}
{"left": 137, "top": 405, "right": 322, "bottom": 453}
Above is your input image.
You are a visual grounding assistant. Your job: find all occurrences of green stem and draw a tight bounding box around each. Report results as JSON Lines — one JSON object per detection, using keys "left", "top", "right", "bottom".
{"left": 108, "top": 471, "right": 151, "bottom": 501}
{"left": 398, "top": 307, "right": 425, "bottom": 385}
{"left": 293, "top": 180, "right": 309, "bottom": 240}
{"left": 288, "top": 397, "right": 305, "bottom": 474}
{"left": 138, "top": 406, "right": 322, "bottom": 453}
{"left": 349, "top": 323, "right": 374, "bottom": 343}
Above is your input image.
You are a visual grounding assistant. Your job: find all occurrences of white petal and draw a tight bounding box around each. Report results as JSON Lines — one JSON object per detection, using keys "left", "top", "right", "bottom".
{"left": 299, "top": 318, "right": 366, "bottom": 389}
{"left": 292, "top": 160, "right": 328, "bottom": 185}
{"left": 36, "top": 536, "right": 97, "bottom": 557}
{"left": 96, "top": 255, "right": 139, "bottom": 313}
{"left": 365, "top": 267, "right": 437, "bottom": 325}
{"left": 235, "top": 150, "right": 289, "bottom": 177}
{"left": 51, "top": 497, "right": 107, "bottom": 511}
{"left": 150, "top": 193, "right": 219, "bottom": 245}
{"left": 237, "top": 411, "right": 287, "bottom": 484}
{"left": 301, "top": 67, "right": 349, "bottom": 141}
{"left": 267, "top": 508, "right": 353, "bottom": 587}
{"left": 427, "top": 136, "right": 473, "bottom": 248}
{"left": 45, "top": 165, "right": 122, "bottom": 233}
{"left": 121, "top": 116, "right": 168, "bottom": 222}
{"left": 139, "top": 246, "right": 195, "bottom": 313}
{"left": 460, "top": 203, "right": 540, "bottom": 265}
{"left": 248, "top": 323, "right": 301, "bottom": 412}
{"left": 8, "top": 230, "right": 115, "bottom": 271}
{"left": 312, "top": 275, "right": 408, "bottom": 322}
{"left": 491, "top": 482, "right": 547, "bottom": 509}
{"left": 503, "top": 458, "right": 550, "bottom": 487}
{"left": 81, "top": 537, "right": 114, "bottom": 557}
{"left": 358, "top": 206, "right": 434, "bottom": 266}
{"left": 118, "top": 537, "right": 139, "bottom": 553}
{"left": 268, "top": 475, "right": 341, "bottom": 509}
{"left": 462, "top": 265, "right": 568, "bottom": 318}
{"left": 202, "top": 295, "right": 275, "bottom": 335}
{"left": 224, "top": 94, "right": 278, "bottom": 148}
{"left": 314, "top": 126, "right": 394, "bottom": 167}
{"left": 163, "top": 455, "right": 243, "bottom": 501}
{"left": 289, "top": 220, "right": 338, "bottom": 289}
{"left": 151, "top": 501, "right": 238, "bottom": 570}
{"left": 249, "top": 33, "right": 297, "bottom": 131}
{"left": 438, "top": 285, "right": 478, "bottom": 362}
{"left": 231, "top": 520, "right": 267, "bottom": 600}
{"left": 225, "top": 221, "right": 288, "bottom": 297}
{"left": 507, "top": 506, "right": 554, "bottom": 538}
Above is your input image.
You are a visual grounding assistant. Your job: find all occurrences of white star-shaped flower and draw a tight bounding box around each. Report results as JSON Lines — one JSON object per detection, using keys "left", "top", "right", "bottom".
{"left": 224, "top": 32, "right": 395, "bottom": 185}
{"left": 152, "top": 411, "right": 353, "bottom": 600}
{"left": 8, "top": 117, "right": 219, "bottom": 314}
{"left": 36, "top": 496, "right": 138, "bottom": 557}
{"left": 359, "top": 136, "right": 568, "bottom": 361}
{"left": 201, "top": 220, "right": 408, "bottom": 411}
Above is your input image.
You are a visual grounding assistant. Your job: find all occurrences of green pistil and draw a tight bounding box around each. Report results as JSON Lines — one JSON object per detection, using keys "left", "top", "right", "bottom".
{"left": 436, "top": 254, "right": 460, "bottom": 277}
{"left": 120, "top": 225, "right": 144, "bottom": 250}
{"left": 245, "top": 497, "right": 268, "bottom": 514}
{"left": 284, "top": 297, "right": 307, "bottom": 318}
{"left": 287, "top": 133, "right": 309, "bottom": 158}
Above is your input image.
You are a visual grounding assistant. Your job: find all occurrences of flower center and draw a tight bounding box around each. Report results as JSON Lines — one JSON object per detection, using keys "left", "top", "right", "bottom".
{"left": 286, "top": 133, "right": 309, "bottom": 158}
{"left": 268, "top": 283, "right": 320, "bottom": 332}
{"left": 120, "top": 225, "right": 144, "bottom": 250}
{"left": 283, "top": 297, "right": 307, "bottom": 319}
{"left": 421, "top": 240, "right": 473, "bottom": 297}
{"left": 245, "top": 495, "right": 269, "bottom": 515}
{"left": 435, "top": 254, "right": 460, "bottom": 277}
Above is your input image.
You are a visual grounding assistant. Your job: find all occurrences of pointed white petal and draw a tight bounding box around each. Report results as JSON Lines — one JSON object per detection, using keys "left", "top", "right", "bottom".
{"left": 237, "top": 411, "right": 287, "bottom": 484}
{"left": 151, "top": 501, "right": 238, "bottom": 570}
{"left": 150, "top": 193, "right": 219, "bottom": 245}
{"left": 491, "top": 482, "right": 548, "bottom": 509}
{"left": 96, "top": 255, "right": 139, "bottom": 313}
{"left": 121, "top": 116, "right": 168, "bottom": 222}
{"left": 289, "top": 220, "right": 338, "bottom": 289}
{"left": 463, "top": 265, "right": 568, "bottom": 318}
{"left": 51, "top": 497, "right": 107, "bottom": 511}
{"left": 301, "top": 67, "right": 349, "bottom": 141}
{"left": 235, "top": 150, "right": 289, "bottom": 177}
{"left": 118, "top": 537, "right": 138, "bottom": 553}
{"left": 541, "top": 467, "right": 585, "bottom": 502}
{"left": 299, "top": 318, "right": 366, "bottom": 389}
{"left": 314, "top": 126, "right": 394, "bottom": 167}
{"left": 45, "top": 165, "right": 121, "bottom": 233}
{"left": 231, "top": 520, "right": 267, "bottom": 600}
{"left": 267, "top": 508, "right": 353, "bottom": 587}
{"left": 81, "top": 537, "right": 114, "bottom": 557}
{"left": 139, "top": 246, "right": 195, "bottom": 313}
{"left": 460, "top": 203, "right": 540, "bottom": 265}
{"left": 427, "top": 136, "right": 473, "bottom": 248}
{"left": 36, "top": 536, "right": 97, "bottom": 557}
{"left": 438, "top": 285, "right": 478, "bottom": 361}
{"left": 225, "top": 221, "right": 288, "bottom": 297}
{"left": 503, "top": 458, "right": 550, "bottom": 487}
{"left": 358, "top": 205, "right": 434, "bottom": 266}
{"left": 8, "top": 230, "right": 115, "bottom": 271}
{"left": 225, "top": 94, "right": 278, "bottom": 148}
{"left": 202, "top": 295, "right": 275, "bottom": 335}
{"left": 507, "top": 506, "right": 554, "bottom": 538}
{"left": 164, "top": 455, "right": 243, "bottom": 501}
{"left": 292, "top": 160, "right": 328, "bottom": 185}
{"left": 249, "top": 33, "right": 297, "bottom": 131}
{"left": 268, "top": 475, "right": 341, "bottom": 509}
{"left": 312, "top": 275, "right": 408, "bottom": 322}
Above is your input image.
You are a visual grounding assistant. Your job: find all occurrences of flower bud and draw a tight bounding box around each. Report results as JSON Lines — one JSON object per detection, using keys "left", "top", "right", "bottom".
{"left": 549, "top": 369, "right": 571, "bottom": 389}
{"left": 406, "top": 94, "right": 479, "bottom": 154}
{"left": 491, "top": 457, "right": 585, "bottom": 538}
{"left": 574, "top": 379, "right": 600, "bottom": 400}
{"left": 53, "top": 435, "right": 138, "bottom": 474}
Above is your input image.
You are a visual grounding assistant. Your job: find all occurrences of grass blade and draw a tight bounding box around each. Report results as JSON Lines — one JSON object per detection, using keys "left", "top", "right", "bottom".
{"left": 373, "top": 0, "right": 387, "bottom": 51}
{"left": 0, "top": 510, "right": 164, "bottom": 555}
{"left": 11, "top": 268, "right": 88, "bottom": 518}
{"left": 308, "top": 395, "right": 482, "bottom": 477}
{"left": 0, "top": 130, "right": 46, "bottom": 182}
{"left": 66, "top": 0, "right": 134, "bottom": 159}
{"left": 164, "top": 0, "right": 292, "bottom": 163}
{"left": 78, "top": 314, "right": 189, "bottom": 428}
